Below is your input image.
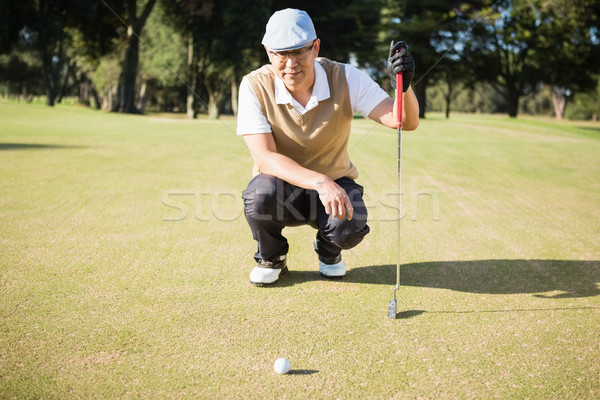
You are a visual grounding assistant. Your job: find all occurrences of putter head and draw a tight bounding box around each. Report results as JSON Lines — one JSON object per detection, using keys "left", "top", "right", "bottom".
{"left": 387, "top": 299, "right": 397, "bottom": 319}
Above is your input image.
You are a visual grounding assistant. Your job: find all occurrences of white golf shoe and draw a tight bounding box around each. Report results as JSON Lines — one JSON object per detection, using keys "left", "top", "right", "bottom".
{"left": 319, "top": 258, "right": 347, "bottom": 278}
{"left": 250, "top": 255, "right": 288, "bottom": 286}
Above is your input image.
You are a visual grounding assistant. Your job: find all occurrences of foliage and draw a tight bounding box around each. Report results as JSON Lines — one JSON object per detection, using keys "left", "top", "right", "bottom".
{"left": 271, "top": 0, "right": 382, "bottom": 66}
{"left": 380, "top": 0, "right": 487, "bottom": 117}
{"left": 566, "top": 74, "right": 600, "bottom": 120}
{"left": 463, "top": 0, "right": 600, "bottom": 118}
{"left": 109, "top": 0, "right": 158, "bottom": 113}
{"left": 0, "top": 48, "right": 43, "bottom": 99}
{"left": 91, "top": 53, "right": 121, "bottom": 109}
{"left": 139, "top": 9, "right": 186, "bottom": 88}
{"left": 0, "top": 0, "right": 35, "bottom": 54}
{"left": 0, "top": 0, "right": 599, "bottom": 119}
{"left": 160, "top": 0, "right": 271, "bottom": 118}
{"left": 0, "top": 0, "right": 121, "bottom": 105}
{"left": 428, "top": 80, "right": 506, "bottom": 114}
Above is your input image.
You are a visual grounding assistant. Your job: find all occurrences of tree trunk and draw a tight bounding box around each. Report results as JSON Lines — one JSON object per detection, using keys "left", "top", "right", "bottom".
{"left": 112, "top": 33, "right": 141, "bottom": 113}
{"left": 112, "top": 0, "right": 156, "bottom": 114}
{"left": 207, "top": 88, "right": 223, "bottom": 119}
{"left": 57, "top": 60, "right": 74, "bottom": 104}
{"left": 137, "top": 80, "right": 153, "bottom": 113}
{"left": 81, "top": 72, "right": 101, "bottom": 108}
{"left": 137, "top": 80, "right": 147, "bottom": 112}
{"left": 506, "top": 87, "right": 520, "bottom": 118}
{"left": 78, "top": 72, "right": 92, "bottom": 106}
{"left": 79, "top": 80, "right": 90, "bottom": 105}
{"left": 103, "top": 87, "right": 116, "bottom": 111}
{"left": 231, "top": 78, "right": 238, "bottom": 116}
{"left": 41, "top": 50, "right": 58, "bottom": 106}
{"left": 186, "top": 36, "right": 197, "bottom": 119}
{"left": 204, "top": 73, "right": 227, "bottom": 120}
{"left": 444, "top": 78, "right": 452, "bottom": 119}
{"left": 90, "top": 86, "right": 101, "bottom": 110}
{"left": 551, "top": 86, "right": 567, "bottom": 120}
{"left": 507, "top": 100, "right": 518, "bottom": 118}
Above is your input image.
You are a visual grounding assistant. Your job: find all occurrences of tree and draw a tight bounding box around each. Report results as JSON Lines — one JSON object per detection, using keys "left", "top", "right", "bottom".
{"left": 0, "top": 0, "right": 35, "bottom": 54}
{"left": 194, "top": 0, "right": 266, "bottom": 119}
{"left": 15, "top": 1, "right": 69, "bottom": 106}
{"left": 108, "top": 0, "right": 157, "bottom": 113}
{"left": 162, "top": 0, "right": 270, "bottom": 119}
{"left": 438, "top": 56, "right": 466, "bottom": 118}
{"left": 276, "top": 0, "right": 382, "bottom": 66}
{"left": 464, "top": 0, "right": 600, "bottom": 118}
{"left": 137, "top": 6, "right": 187, "bottom": 113}
{"left": 566, "top": 74, "right": 600, "bottom": 121}
{"left": 381, "top": 0, "right": 486, "bottom": 118}
{"left": 161, "top": 0, "right": 215, "bottom": 118}
{"left": 532, "top": 0, "right": 600, "bottom": 119}
{"left": 0, "top": 49, "right": 44, "bottom": 101}
{"left": 428, "top": 80, "right": 505, "bottom": 114}
{"left": 0, "top": 0, "right": 119, "bottom": 106}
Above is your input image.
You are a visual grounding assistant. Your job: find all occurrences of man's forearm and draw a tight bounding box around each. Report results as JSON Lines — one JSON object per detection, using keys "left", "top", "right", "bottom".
{"left": 402, "top": 86, "right": 419, "bottom": 131}
{"left": 367, "top": 86, "right": 419, "bottom": 130}
{"left": 255, "top": 152, "right": 330, "bottom": 191}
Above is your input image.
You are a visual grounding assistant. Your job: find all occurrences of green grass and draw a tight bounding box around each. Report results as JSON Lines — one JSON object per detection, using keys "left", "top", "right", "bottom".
{"left": 1, "top": 101, "right": 599, "bottom": 399}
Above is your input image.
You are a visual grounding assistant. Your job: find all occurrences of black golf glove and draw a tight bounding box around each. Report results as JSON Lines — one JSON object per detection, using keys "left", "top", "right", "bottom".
{"left": 387, "top": 40, "right": 414, "bottom": 92}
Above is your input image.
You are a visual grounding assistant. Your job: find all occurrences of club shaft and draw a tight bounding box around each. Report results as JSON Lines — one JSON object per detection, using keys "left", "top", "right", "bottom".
{"left": 388, "top": 55, "right": 404, "bottom": 319}
{"left": 395, "top": 74, "right": 403, "bottom": 291}
{"left": 396, "top": 126, "right": 401, "bottom": 290}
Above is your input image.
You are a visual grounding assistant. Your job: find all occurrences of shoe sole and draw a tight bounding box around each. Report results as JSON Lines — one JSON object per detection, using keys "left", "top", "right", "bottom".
{"left": 250, "top": 266, "right": 289, "bottom": 287}
{"left": 319, "top": 272, "right": 345, "bottom": 279}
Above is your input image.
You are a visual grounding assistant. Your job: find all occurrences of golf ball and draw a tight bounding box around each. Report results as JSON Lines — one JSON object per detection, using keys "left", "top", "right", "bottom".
{"left": 273, "top": 357, "right": 290, "bottom": 374}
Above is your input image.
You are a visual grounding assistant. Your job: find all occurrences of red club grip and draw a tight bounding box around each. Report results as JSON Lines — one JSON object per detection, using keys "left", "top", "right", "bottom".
{"left": 395, "top": 73, "right": 403, "bottom": 128}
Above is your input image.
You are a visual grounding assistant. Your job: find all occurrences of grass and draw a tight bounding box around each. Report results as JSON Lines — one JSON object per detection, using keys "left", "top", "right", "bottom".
{"left": 1, "top": 100, "right": 599, "bottom": 399}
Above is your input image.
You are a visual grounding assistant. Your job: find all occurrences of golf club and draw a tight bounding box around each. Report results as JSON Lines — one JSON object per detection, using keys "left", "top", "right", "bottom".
{"left": 387, "top": 71, "right": 403, "bottom": 319}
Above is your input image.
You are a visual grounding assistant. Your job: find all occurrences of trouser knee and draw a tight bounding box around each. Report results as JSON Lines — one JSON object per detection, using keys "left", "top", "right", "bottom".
{"left": 323, "top": 219, "right": 370, "bottom": 250}
{"left": 320, "top": 179, "right": 370, "bottom": 250}
{"left": 242, "top": 174, "right": 279, "bottom": 220}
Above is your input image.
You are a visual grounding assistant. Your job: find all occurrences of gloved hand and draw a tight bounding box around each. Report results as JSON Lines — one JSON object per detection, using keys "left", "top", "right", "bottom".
{"left": 387, "top": 40, "right": 414, "bottom": 92}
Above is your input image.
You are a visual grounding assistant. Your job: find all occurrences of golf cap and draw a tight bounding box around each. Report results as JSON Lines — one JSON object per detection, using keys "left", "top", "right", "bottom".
{"left": 262, "top": 9, "right": 317, "bottom": 51}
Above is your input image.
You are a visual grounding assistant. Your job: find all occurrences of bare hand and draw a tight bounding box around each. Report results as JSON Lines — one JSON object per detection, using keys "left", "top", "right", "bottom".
{"left": 315, "top": 178, "right": 353, "bottom": 220}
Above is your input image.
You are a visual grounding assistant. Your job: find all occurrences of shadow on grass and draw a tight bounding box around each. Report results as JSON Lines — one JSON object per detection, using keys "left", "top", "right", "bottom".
{"left": 0, "top": 143, "right": 85, "bottom": 150}
{"left": 274, "top": 259, "right": 600, "bottom": 299}
{"left": 360, "top": 259, "right": 600, "bottom": 298}
{"left": 397, "top": 310, "right": 426, "bottom": 319}
{"left": 391, "top": 305, "right": 600, "bottom": 319}
{"left": 576, "top": 126, "right": 600, "bottom": 133}
{"left": 287, "top": 369, "right": 319, "bottom": 375}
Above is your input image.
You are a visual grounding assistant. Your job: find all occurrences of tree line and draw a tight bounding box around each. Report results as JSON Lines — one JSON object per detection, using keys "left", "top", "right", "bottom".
{"left": 1, "top": 0, "right": 598, "bottom": 120}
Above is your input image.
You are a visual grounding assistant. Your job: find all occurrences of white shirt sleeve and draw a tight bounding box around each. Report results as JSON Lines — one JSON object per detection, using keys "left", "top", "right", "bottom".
{"left": 236, "top": 76, "right": 272, "bottom": 135}
{"left": 345, "top": 64, "right": 390, "bottom": 118}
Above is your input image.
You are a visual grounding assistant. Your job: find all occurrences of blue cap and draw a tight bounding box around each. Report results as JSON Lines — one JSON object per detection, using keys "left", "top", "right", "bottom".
{"left": 262, "top": 9, "right": 317, "bottom": 51}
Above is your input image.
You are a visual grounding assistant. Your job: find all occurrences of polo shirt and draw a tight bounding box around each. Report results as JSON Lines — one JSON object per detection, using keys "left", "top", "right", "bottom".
{"left": 236, "top": 60, "right": 389, "bottom": 135}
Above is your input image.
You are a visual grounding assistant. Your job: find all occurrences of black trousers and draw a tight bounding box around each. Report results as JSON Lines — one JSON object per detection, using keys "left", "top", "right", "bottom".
{"left": 242, "top": 174, "right": 370, "bottom": 264}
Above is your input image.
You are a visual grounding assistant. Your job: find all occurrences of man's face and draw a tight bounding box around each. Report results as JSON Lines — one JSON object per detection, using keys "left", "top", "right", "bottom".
{"left": 267, "top": 39, "right": 320, "bottom": 90}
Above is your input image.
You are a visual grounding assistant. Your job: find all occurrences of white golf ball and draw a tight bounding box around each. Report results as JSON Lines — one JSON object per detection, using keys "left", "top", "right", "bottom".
{"left": 273, "top": 357, "right": 290, "bottom": 374}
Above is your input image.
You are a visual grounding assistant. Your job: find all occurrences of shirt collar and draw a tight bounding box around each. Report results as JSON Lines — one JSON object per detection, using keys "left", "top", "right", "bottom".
{"left": 273, "top": 60, "right": 330, "bottom": 105}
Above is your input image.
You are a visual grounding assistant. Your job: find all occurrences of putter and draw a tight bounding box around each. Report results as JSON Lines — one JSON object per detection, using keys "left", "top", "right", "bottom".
{"left": 387, "top": 71, "right": 403, "bottom": 319}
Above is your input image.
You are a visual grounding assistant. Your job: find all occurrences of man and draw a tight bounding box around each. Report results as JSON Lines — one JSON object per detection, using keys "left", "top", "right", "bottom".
{"left": 237, "top": 8, "right": 419, "bottom": 286}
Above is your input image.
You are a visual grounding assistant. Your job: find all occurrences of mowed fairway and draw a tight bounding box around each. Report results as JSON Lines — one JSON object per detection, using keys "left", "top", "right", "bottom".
{"left": 1, "top": 101, "right": 599, "bottom": 399}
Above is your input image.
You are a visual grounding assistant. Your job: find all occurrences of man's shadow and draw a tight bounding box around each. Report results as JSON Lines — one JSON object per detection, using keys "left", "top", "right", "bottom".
{"left": 276, "top": 259, "right": 600, "bottom": 299}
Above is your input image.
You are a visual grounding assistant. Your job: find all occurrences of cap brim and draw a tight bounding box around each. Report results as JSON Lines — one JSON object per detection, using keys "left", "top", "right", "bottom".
{"left": 265, "top": 40, "right": 314, "bottom": 52}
